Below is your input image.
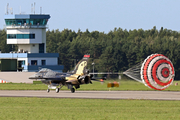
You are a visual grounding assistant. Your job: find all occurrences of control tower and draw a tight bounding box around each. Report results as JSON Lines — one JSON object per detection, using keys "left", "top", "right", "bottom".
{"left": 0, "top": 14, "right": 63, "bottom": 72}
{"left": 5, "top": 14, "right": 49, "bottom": 53}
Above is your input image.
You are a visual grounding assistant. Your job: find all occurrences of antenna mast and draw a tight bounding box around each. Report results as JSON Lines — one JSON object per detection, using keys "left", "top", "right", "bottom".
{"left": 20, "top": 6, "right": 21, "bottom": 14}
{"left": 6, "top": 3, "right": 9, "bottom": 14}
{"left": 40, "top": 7, "right": 42, "bottom": 14}
{"left": 31, "top": 4, "right": 33, "bottom": 13}
{"left": 34, "top": 2, "right": 35, "bottom": 14}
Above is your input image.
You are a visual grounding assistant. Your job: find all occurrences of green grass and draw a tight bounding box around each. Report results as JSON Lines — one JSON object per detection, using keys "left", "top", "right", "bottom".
{"left": 0, "top": 79, "right": 180, "bottom": 91}
{"left": 1, "top": 80, "right": 180, "bottom": 119}
{"left": 0, "top": 97, "right": 180, "bottom": 120}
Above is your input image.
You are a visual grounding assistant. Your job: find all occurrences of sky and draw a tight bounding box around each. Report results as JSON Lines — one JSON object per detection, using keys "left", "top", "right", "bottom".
{"left": 1, "top": 0, "right": 180, "bottom": 33}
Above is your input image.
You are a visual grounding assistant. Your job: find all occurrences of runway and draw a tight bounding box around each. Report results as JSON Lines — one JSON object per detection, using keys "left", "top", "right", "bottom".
{"left": 0, "top": 90, "right": 180, "bottom": 100}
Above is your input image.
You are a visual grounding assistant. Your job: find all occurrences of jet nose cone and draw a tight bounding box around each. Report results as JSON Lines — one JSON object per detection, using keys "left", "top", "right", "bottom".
{"left": 29, "top": 74, "right": 37, "bottom": 79}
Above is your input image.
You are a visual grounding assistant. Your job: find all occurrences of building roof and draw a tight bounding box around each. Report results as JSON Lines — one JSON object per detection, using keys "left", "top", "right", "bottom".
{"left": 0, "top": 53, "right": 59, "bottom": 59}
{"left": 4, "top": 14, "right": 50, "bottom": 19}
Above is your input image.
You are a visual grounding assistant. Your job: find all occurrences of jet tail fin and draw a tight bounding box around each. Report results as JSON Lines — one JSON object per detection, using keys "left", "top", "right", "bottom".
{"left": 72, "top": 54, "right": 90, "bottom": 75}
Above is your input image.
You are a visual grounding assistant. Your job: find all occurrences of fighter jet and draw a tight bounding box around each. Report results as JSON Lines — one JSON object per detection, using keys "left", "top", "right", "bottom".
{"left": 29, "top": 55, "right": 105, "bottom": 93}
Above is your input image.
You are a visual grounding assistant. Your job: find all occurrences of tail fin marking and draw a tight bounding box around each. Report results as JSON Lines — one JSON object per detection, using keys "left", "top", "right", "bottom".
{"left": 73, "top": 55, "right": 90, "bottom": 75}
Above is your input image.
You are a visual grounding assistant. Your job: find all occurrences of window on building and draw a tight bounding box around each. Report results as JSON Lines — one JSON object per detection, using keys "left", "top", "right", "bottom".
{"left": 17, "top": 20, "right": 22, "bottom": 25}
{"left": 5, "top": 19, "right": 48, "bottom": 26}
{"left": 29, "top": 34, "right": 35, "bottom": 39}
{"left": 41, "top": 60, "right": 46, "bottom": 65}
{"left": 7, "top": 34, "right": 16, "bottom": 39}
{"left": 24, "top": 34, "right": 29, "bottom": 39}
{"left": 7, "top": 34, "right": 35, "bottom": 39}
{"left": 39, "top": 43, "right": 44, "bottom": 53}
{"left": 31, "top": 60, "right": 37, "bottom": 65}
{"left": 17, "top": 34, "right": 23, "bottom": 39}
{"left": 18, "top": 60, "right": 25, "bottom": 68}
{"left": 22, "top": 60, "right": 25, "bottom": 65}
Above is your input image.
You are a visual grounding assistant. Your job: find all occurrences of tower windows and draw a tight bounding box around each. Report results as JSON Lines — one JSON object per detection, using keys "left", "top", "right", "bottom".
{"left": 7, "top": 34, "right": 35, "bottom": 39}
{"left": 7, "top": 34, "right": 16, "bottom": 39}
{"left": 5, "top": 19, "right": 48, "bottom": 26}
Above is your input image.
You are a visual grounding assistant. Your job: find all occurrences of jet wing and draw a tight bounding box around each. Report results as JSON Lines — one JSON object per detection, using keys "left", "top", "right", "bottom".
{"left": 29, "top": 68, "right": 72, "bottom": 80}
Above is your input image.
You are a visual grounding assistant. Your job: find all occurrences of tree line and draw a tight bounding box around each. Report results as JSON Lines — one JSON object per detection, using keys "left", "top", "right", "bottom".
{"left": 1, "top": 26, "right": 180, "bottom": 79}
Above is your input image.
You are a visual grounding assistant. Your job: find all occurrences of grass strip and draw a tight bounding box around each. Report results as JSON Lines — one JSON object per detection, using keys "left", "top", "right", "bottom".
{"left": 0, "top": 97, "right": 180, "bottom": 120}
{"left": 0, "top": 80, "right": 180, "bottom": 91}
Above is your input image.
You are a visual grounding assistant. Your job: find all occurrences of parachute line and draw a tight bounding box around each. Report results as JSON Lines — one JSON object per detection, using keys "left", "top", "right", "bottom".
{"left": 123, "top": 62, "right": 143, "bottom": 83}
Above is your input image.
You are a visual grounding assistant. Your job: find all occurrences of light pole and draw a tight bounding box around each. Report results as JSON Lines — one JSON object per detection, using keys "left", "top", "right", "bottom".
{"left": 74, "top": 59, "right": 78, "bottom": 68}
{"left": 74, "top": 59, "right": 76, "bottom": 67}
{"left": 92, "top": 62, "right": 95, "bottom": 75}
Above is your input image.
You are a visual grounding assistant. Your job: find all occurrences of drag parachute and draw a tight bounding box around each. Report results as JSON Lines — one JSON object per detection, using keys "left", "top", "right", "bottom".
{"left": 123, "top": 54, "right": 175, "bottom": 90}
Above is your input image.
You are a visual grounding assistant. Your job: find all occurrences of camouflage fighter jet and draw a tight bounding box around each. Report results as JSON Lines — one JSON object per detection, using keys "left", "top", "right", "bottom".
{"left": 29, "top": 55, "right": 105, "bottom": 93}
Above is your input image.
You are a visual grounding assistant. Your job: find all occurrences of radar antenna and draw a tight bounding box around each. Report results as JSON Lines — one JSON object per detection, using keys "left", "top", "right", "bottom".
{"left": 6, "top": 3, "right": 13, "bottom": 15}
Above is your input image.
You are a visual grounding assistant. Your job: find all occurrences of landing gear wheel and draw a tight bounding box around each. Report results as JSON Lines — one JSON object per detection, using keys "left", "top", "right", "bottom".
{"left": 56, "top": 88, "right": 59, "bottom": 93}
{"left": 47, "top": 89, "right": 50, "bottom": 93}
{"left": 71, "top": 88, "right": 75, "bottom": 93}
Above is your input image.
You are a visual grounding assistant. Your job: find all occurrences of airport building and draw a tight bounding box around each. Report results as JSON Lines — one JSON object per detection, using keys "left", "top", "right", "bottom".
{"left": 1, "top": 13, "right": 63, "bottom": 72}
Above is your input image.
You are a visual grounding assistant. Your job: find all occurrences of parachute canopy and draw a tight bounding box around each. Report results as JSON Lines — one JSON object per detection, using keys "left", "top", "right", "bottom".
{"left": 123, "top": 54, "right": 175, "bottom": 90}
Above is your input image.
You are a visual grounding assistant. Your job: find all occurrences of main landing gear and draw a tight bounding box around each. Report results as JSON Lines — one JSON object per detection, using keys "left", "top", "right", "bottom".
{"left": 47, "top": 84, "right": 63, "bottom": 93}
{"left": 68, "top": 84, "right": 76, "bottom": 93}
{"left": 47, "top": 84, "right": 76, "bottom": 93}
{"left": 47, "top": 89, "right": 50, "bottom": 92}
{"left": 71, "top": 88, "right": 75, "bottom": 93}
{"left": 55, "top": 88, "right": 60, "bottom": 93}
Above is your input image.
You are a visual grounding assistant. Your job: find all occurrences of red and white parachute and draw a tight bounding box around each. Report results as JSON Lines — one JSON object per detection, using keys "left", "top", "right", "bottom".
{"left": 124, "top": 54, "right": 175, "bottom": 90}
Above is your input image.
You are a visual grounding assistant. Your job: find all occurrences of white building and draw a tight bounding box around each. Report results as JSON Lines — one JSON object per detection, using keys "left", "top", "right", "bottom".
{"left": 1, "top": 14, "right": 63, "bottom": 72}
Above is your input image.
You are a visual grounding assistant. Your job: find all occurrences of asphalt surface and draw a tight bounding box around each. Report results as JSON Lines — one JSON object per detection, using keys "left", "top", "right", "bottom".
{"left": 0, "top": 90, "right": 180, "bottom": 100}
{"left": 0, "top": 72, "right": 35, "bottom": 83}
